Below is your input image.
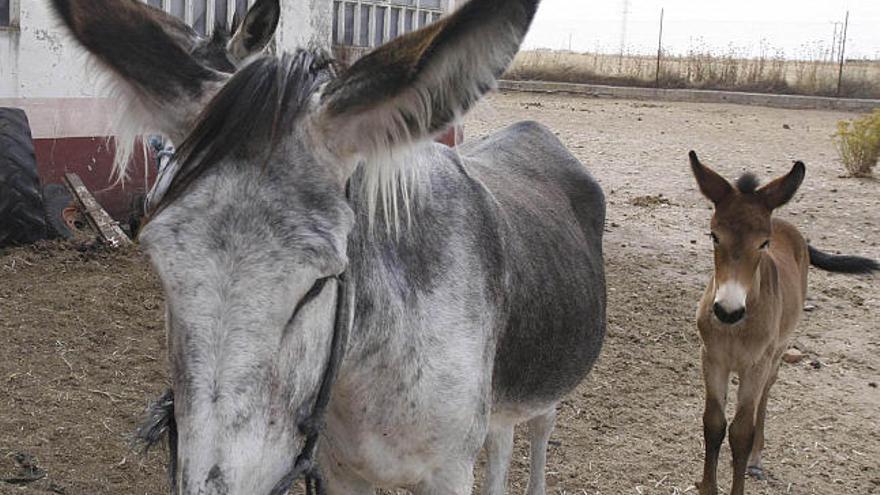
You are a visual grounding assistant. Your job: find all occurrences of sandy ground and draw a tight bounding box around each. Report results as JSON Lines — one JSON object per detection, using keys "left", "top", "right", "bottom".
{"left": 1, "top": 92, "right": 878, "bottom": 495}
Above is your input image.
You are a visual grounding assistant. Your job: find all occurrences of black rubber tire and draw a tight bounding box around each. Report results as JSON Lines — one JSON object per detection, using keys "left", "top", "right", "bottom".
{"left": 0, "top": 108, "right": 47, "bottom": 247}
{"left": 42, "top": 183, "right": 74, "bottom": 239}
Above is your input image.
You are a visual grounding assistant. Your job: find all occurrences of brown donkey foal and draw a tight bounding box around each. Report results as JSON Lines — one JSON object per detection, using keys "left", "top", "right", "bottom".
{"left": 689, "top": 151, "right": 878, "bottom": 495}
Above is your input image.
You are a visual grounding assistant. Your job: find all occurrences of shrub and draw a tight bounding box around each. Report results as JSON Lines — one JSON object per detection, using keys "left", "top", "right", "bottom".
{"left": 834, "top": 109, "right": 880, "bottom": 177}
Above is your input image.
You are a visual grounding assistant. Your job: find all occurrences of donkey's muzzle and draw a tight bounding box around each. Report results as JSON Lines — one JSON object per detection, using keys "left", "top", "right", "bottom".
{"left": 713, "top": 302, "right": 745, "bottom": 325}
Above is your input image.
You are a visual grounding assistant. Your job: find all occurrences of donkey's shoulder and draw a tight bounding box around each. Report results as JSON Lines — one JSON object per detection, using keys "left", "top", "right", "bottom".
{"left": 461, "top": 120, "right": 604, "bottom": 221}
{"left": 462, "top": 120, "right": 568, "bottom": 157}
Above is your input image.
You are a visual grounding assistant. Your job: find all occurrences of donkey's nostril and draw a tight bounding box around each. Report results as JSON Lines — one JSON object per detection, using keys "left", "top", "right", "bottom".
{"left": 713, "top": 302, "right": 745, "bottom": 325}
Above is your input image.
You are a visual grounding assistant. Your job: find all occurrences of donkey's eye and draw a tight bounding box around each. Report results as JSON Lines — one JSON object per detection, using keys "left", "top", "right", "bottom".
{"left": 709, "top": 232, "right": 719, "bottom": 244}
{"left": 300, "top": 277, "right": 330, "bottom": 309}
{"left": 286, "top": 277, "right": 331, "bottom": 328}
{"left": 760, "top": 240, "right": 770, "bottom": 250}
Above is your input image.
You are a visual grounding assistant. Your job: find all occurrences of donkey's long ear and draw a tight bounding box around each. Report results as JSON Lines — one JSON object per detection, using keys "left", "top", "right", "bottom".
{"left": 690, "top": 151, "right": 733, "bottom": 204}
{"left": 759, "top": 161, "right": 805, "bottom": 210}
{"left": 228, "top": 0, "right": 280, "bottom": 63}
{"left": 50, "top": 0, "right": 222, "bottom": 135}
{"left": 315, "top": 0, "right": 540, "bottom": 157}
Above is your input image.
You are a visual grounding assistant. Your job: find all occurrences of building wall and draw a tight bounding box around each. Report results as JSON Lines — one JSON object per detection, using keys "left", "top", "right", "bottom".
{"left": 279, "top": 0, "right": 333, "bottom": 53}
{"left": 0, "top": 0, "right": 98, "bottom": 99}
{"left": 0, "top": 0, "right": 332, "bottom": 102}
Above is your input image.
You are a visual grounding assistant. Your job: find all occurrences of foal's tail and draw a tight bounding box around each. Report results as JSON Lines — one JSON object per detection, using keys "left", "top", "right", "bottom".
{"left": 808, "top": 246, "right": 880, "bottom": 274}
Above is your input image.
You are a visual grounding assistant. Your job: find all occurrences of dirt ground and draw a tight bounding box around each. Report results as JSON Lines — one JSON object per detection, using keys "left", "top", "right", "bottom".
{"left": 1, "top": 92, "right": 878, "bottom": 495}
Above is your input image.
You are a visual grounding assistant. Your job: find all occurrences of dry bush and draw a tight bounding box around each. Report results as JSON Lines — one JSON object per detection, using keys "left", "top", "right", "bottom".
{"left": 834, "top": 109, "right": 880, "bottom": 177}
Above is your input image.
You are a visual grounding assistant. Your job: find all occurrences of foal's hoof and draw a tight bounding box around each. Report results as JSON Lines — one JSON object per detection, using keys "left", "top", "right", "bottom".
{"left": 747, "top": 465, "right": 766, "bottom": 481}
{"left": 694, "top": 481, "right": 717, "bottom": 495}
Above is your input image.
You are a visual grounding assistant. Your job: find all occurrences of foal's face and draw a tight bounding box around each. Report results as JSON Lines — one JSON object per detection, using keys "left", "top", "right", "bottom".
{"left": 690, "top": 151, "right": 805, "bottom": 325}
{"left": 708, "top": 196, "right": 771, "bottom": 324}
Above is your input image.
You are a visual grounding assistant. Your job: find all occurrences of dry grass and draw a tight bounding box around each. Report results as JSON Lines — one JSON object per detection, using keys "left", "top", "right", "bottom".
{"left": 505, "top": 48, "right": 880, "bottom": 99}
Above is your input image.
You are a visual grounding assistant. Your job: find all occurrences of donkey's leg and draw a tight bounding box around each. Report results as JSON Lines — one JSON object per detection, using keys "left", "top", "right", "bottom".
{"left": 323, "top": 470, "right": 375, "bottom": 495}
{"left": 728, "top": 364, "right": 770, "bottom": 495}
{"left": 413, "top": 462, "right": 476, "bottom": 495}
{"left": 525, "top": 407, "right": 557, "bottom": 495}
{"left": 748, "top": 364, "right": 780, "bottom": 480}
{"left": 321, "top": 449, "right": 376, "bottom": 495}
{"left": 697, "top": 355, "right": 729, "bottom": 495}
{"left": 482, "top": 420, "right": 515, "bottom": 495}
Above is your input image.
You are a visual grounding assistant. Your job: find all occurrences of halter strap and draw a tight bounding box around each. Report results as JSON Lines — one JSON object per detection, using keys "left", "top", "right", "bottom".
{"left": 269, "top": 272, "right": 352, "bottom": 495}
{"left": 140, "top": 273, "right": 352, "bottom": 495}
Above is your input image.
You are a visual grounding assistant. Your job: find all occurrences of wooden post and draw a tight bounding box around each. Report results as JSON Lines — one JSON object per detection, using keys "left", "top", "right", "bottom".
{"left": 63, "top": 173, "right": 132, "bottom": 247}
{"left": 655, "top": 8, "right": 664, "bottom": 88}
{"left": 837, "top": 11, "right": 849, "bottom": 97}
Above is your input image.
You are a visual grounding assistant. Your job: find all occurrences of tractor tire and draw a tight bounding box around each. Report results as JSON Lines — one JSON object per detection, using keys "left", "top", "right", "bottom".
{"left": 0, "top": 108, "right": 48, "bottom": 247}
{"left": 42, "top": 183, "right": 74, "bottom": 239}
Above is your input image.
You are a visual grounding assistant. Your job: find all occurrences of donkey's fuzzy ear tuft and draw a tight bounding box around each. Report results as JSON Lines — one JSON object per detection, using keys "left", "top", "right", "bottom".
{"left": 689, "top": 151, "right": 733, "bottom": 205}
{"left": 315, "top": 0, "right": 540, "bottom": 158}
{"left": 228, "top": 0, "right": 280, "bottom": 63}
{"left": 49, "top": 0, "right": 217, "bottom": 100}
{"left": 759, "top": 161, "right": 806, "bottom": 210}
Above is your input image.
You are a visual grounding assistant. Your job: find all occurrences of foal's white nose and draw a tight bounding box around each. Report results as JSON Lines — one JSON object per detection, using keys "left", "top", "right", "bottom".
{"left": 714, "top": 281, "right": 747, "bottom": 314}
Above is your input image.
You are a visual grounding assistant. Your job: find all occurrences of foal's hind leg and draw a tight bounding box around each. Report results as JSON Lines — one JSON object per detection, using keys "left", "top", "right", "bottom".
{"left": 748, "top": 364, "right": 780, "bottom": 480}
{"left": 525, "top": 407, "right": 557, "bottom": 495}
{"left": 482, "top": 421, "right": 515, "bottom": 495}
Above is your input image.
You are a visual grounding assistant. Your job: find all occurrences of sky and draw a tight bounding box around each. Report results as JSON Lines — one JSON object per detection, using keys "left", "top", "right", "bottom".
{"left": 522, "top": 0, "right": 880, "bottom": 59}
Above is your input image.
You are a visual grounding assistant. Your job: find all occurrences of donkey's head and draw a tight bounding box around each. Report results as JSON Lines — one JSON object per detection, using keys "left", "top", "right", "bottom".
{"left": 689, "top": 151, "right": 805, "bottom": 325}
{"left": 53, "top": 0, "right": 539, "bottom": 493}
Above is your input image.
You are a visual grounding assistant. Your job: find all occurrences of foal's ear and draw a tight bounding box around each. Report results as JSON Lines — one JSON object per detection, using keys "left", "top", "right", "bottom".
{"left": 50, "top": 0, "right": 222, "bottom": 135}
{"left": 689, "top": 151, "right": 733, "bottom": 204}
{"left": 315, "top": 0, "right": 540, "bottom": 158}
{"left": 227, "top": 0, "right": 280, "bottom": 63}
{"left": 759, "top": 161, "right": 805, "bottom": 210}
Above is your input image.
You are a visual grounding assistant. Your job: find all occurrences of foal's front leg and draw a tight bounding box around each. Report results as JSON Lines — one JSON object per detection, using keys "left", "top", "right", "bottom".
{"left": 728, "top": 364, "right": 771, "bottom": 495}
{"left": 697, "top": 353, "right": 729, "bottom": 495}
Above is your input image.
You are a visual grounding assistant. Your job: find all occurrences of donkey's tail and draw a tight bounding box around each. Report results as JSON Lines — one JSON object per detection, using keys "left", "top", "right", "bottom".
{"left": 808, "top": 246, "right": 879, "bottom": 274}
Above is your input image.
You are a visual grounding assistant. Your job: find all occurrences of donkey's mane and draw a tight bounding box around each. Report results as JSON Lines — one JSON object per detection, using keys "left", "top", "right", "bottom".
{"left": 735, "top": 173, "right": 761, "bottom": 194}
{"left": 150, "top": 49, "right": 336, "bottom": 214}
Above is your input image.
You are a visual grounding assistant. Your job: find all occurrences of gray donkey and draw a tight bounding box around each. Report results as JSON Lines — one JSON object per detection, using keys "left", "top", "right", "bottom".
{"left": 51, "top": 0, "right": 606, "bottom": 493}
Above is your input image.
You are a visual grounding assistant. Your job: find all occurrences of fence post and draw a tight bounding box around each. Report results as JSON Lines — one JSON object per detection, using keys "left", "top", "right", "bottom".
{"left": 655, "top": 8, "right": 664, "bottom": 88}
{"left": 837, "top": 10, "right": 849, "bottom": 96}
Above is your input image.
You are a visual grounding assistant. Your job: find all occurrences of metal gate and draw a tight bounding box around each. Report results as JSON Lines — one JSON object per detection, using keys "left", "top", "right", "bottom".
{"left": 332, "top": 0, "right": 450, "bottom": 49}
{"left": 142, "top": 0, "right": 253, "bottom": 36}
{"left": 0, "top": 0, "right": 17, "bottom": 28}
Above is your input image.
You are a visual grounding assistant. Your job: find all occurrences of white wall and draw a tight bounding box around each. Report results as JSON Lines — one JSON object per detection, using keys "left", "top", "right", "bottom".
{"left": 278, "top": 0, "right": 333, "bottom": 51}
{"left": 0, "top": 0, "right": 100, "bottom": 99}
{"left": 0, "top": 0, "right": 333, "bottom": 100}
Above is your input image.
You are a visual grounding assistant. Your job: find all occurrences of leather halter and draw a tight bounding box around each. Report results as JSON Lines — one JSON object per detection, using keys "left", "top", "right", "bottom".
{"left": 140, "top": 273, "right": 352, "bottom": 495}
{"left": 269, "top": 273, "right": 352, "bottom": 495}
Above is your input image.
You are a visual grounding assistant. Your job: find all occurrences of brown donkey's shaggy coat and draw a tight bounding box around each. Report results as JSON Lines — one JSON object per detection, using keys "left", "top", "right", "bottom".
{"left": 689, "top": 151, "right": 878, "bottom": 495}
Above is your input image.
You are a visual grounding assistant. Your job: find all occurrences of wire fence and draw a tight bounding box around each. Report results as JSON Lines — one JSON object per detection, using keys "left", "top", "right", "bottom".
{"left": 512, "top": 10, "right": 880, "bottom": 99}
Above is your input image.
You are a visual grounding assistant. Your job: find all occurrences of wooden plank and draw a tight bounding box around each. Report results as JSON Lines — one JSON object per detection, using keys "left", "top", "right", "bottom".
{"left": 63, "top": 173, "right": 132, "bottom": 247}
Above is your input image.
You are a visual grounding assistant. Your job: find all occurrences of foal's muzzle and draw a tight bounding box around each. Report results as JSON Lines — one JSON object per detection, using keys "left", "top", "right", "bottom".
{"left": 713, "top": 302, "right": 745, "bottom": 325}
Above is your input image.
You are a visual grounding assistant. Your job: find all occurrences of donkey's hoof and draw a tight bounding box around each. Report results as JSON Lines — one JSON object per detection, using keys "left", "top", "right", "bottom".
{"left": 747, "top": 465, "right": 766, "bottom": 480}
